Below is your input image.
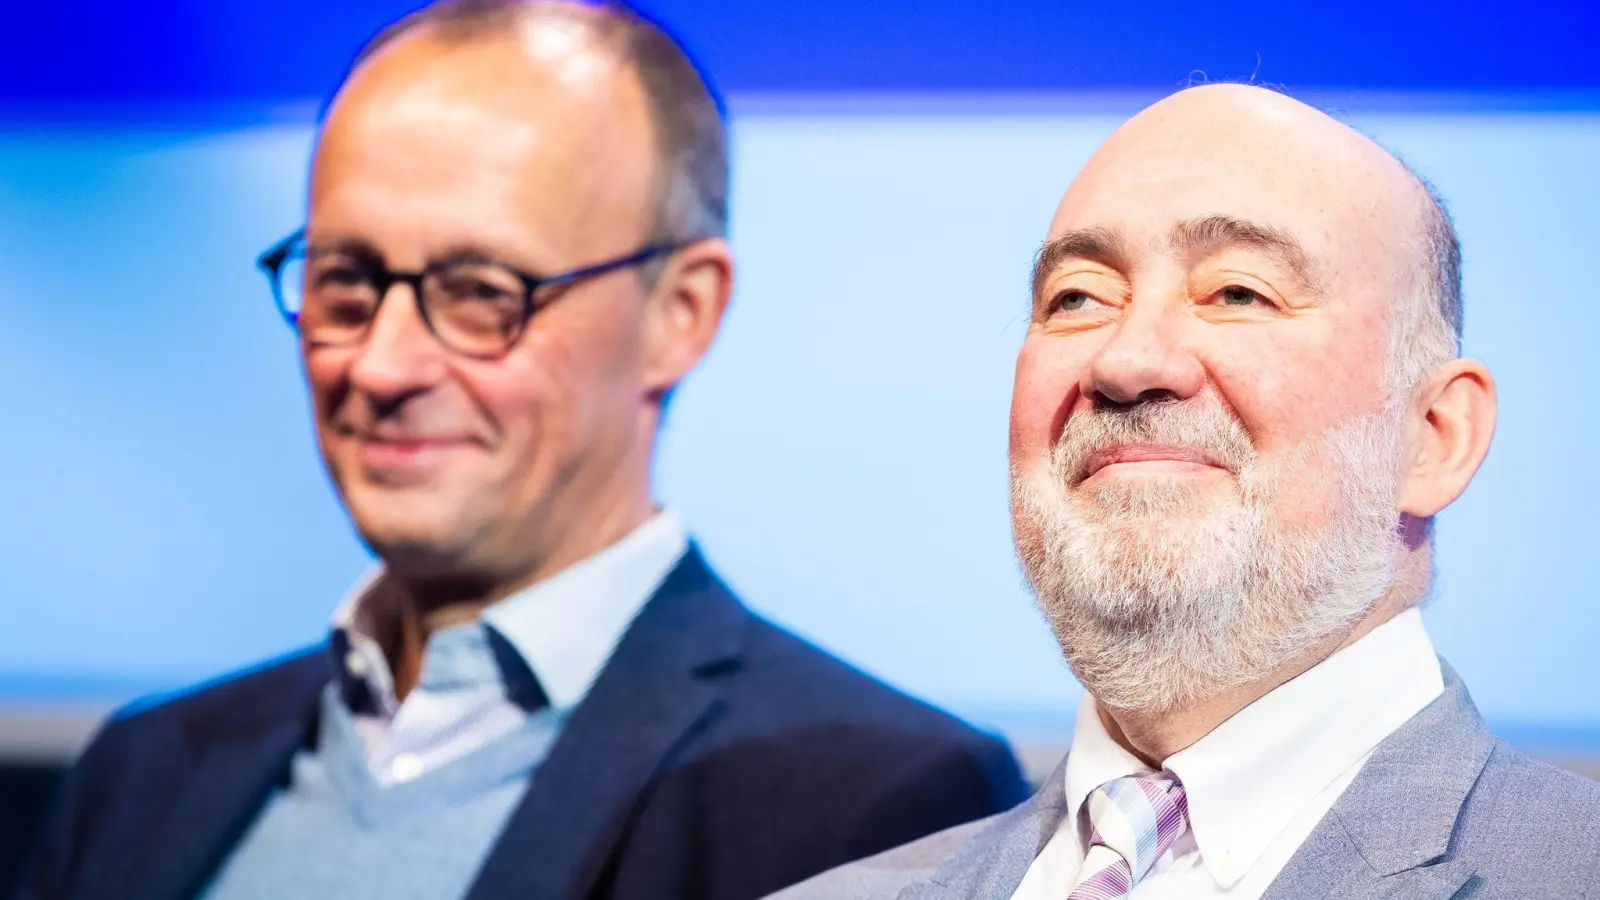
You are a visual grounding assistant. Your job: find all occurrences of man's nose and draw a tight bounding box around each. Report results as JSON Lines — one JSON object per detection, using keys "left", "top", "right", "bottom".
{"left": 1083, "top": 295, "right": 1205, "bottom": 406}
{"left": 346, "top": 285, "right": 449, "bottom": 405}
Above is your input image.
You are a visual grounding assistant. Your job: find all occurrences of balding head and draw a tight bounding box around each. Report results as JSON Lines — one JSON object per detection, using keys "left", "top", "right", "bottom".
{"left": 1011, "top": 84, "right": 1496, "bottom": 723}
{"left": 351, "top": 0, "right": 727, "bottom": 249}
{"left": 316, "top": 7, "right": 668, "bottom": 269}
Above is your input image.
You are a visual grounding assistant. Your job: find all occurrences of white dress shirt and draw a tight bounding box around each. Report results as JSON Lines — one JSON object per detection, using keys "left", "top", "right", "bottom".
{"left": 1011, "top": 607, "right": 1444, "bottom": 899}
{"left": 330, "top": 509, "right": 688, "bottom": 787}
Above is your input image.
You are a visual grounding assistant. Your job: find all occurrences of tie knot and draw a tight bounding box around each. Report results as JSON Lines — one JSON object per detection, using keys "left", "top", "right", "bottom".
{"left": 1083, "top": 774, "right": 1190, "bottom": 886}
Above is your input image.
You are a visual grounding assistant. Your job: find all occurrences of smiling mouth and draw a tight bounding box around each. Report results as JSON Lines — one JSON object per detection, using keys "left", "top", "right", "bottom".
{"left": 352, "top": 436, "right": 475, "bottom": 471}
{"left": 1081, "top": 444, "right": 1230, "bottom": 482}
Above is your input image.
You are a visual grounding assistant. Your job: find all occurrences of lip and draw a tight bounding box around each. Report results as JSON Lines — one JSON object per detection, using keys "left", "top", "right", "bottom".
{"left": 354, "top": 437, "right": 473, "bottom": 471}
{"left": 1082, "top": 443, "right": 1229, "bottom": 482}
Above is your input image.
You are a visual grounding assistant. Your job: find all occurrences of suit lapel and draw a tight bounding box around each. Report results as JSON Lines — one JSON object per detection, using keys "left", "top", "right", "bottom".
{"left": 1262, "top": 661, "right": 1492, "bottom": 900}
{"left": 99, "top": 651, "right": 329, "bottom": 900}
{"left": 465, "top": 545, "right": 749, "bottom": 900}
{"left": 901, "top": 756, "right": 1072, "bottom": 900}
{"left": 1257, "top": 822, "right": 1473, "bottom": 900}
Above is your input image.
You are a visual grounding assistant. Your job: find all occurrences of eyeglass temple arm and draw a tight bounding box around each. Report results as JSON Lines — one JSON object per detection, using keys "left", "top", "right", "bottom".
{"left": 537, "top": 242, "right": 686, "bottom": 289}
{"left": 258, "top": 227, "right": 308, "bottom": 273}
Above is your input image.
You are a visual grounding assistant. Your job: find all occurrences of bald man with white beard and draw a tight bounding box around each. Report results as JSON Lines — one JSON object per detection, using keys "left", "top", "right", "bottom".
{"left": 771, "top": 84, "right": 1600, "bottom": 900}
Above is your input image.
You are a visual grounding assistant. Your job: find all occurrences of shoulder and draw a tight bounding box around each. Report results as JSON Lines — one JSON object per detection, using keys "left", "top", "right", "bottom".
{"left": 654, "top": 551, "right": 1016, "bottom": 774}
{"left": 661, "top": 549, "right": 1008, "bottom": 754}
{"left": 17, "top": 647, "right": 331, "bottom": 895}
{"left": 1452, "top": 738, "right": 1600, "bottom": 887}
{"left": 78, "top": 645, "right": 329, "bottom": 772}
{"left": 1470, "top": 737, "right": 1600, "bottom": 822}
{"left": 765, "top": 814, "right": 997, "bottom": 900}
{"left": 668, "top": 549, "right": 1006, "bottom": 753}
{"left": 737, "top": 613, "right": 992, "bottom": 739}
{"left": 655, "top": 595, "right": 1027, "bottom": 862}
{"left": 731, "top": 613, "right": 1022, "bottom": 780}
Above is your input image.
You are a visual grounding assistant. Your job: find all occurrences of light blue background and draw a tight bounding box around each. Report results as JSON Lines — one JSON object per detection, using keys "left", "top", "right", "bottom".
{"left": 2, "top": 98, "right": 1596, "bottom": 740}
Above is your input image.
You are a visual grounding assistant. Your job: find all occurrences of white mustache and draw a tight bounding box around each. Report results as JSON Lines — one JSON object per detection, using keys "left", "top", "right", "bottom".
{"left": 1052, "top": 399, "right": 1256, "bottom": 486}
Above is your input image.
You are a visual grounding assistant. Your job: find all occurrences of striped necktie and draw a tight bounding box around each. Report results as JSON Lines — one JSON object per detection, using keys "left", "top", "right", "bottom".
{"left": 1066, "top": 775, "right": 1190, "bottom": 899}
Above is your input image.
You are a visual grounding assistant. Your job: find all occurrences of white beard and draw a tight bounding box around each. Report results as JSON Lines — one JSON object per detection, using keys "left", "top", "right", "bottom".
{"left": 1011, "top": 399, "right": 1407, "bottom": 714}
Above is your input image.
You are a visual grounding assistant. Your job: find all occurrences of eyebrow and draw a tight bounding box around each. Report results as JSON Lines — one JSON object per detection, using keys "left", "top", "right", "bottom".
{"left": 1028, "top": 215, "right": 1328, "bottom": 310}
{"left": 306, "top": 234, "right": 377, "bottom": 256}
{"left": 1169, "top": 214, "right": 1326, "bottom": 297}
{"left": 306, "top": 234, "right": 540, "bottom": 273}
{"left": 1030, "top": 226, "right": 1132, "bottom": 305}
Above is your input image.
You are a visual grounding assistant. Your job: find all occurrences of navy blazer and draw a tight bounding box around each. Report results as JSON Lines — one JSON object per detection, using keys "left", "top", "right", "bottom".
{"left": 16, "top": 547, "right": 1028, "bottom": 900}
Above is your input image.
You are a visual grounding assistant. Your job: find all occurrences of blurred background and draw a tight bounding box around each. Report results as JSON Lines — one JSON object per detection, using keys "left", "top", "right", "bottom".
{"left": 2, "top": 0, "right": 1598, "bottom": 890}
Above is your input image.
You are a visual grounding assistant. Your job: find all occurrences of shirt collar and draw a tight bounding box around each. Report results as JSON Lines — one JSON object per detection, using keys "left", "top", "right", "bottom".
{"left": 329, "top": 508, "right": 689, "bottom": 715}
{"left": 1061, "top": 687, "right": 1155, "bottom": 848}
{"left": 1062, "top": 606, "right": 1444, "bottom": 887}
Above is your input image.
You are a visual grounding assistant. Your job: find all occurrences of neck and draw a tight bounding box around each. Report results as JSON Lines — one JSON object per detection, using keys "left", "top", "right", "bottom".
{"left": 381, "top": 453, "right": 659, "bottom": 699}
{"left": 1098, "top": 545, "right": 1432, "bottom": 765}
{"left": 382, "top": 497, "right": 656, "bottom": 699}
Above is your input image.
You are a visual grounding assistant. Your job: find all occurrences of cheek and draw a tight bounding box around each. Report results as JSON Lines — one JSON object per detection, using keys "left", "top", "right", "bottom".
{"left": 480, "top": 319, "right": 620, "bottom": 457}
{"left": 303, "top": 348, "right": 351, "bottom": 423}
{"left": 1010, "top": 334, "right": 1087, "bottom": 469}
{"left": 472, "top": 341, "right": 569, "bottom": 447}
{"left": 524, "top": 288, "right": 646, "bottom": 393}
{"left": 1204, "top": 329, "right": 1382, "bottom": 453}
{"left": 461, "top": 292, "right": 650, "bottom": 480}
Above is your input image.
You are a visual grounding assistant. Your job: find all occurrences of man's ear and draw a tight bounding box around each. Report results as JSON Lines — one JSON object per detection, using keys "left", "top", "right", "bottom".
{"left": 640, "top": 238, "right": 733, "bottom": 399}
{"left": 1397, "top": 357, "right": 1497, "bottom": 519}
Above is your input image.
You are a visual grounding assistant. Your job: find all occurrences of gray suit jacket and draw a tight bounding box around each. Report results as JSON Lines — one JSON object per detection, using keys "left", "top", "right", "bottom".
{"left": 771, "top": 662, "right": 1600, "bottom": 899}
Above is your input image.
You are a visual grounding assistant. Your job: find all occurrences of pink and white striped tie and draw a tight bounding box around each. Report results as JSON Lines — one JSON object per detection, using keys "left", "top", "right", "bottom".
{"left": 1066, "top": 775, "right": 1190, "bottom": 899}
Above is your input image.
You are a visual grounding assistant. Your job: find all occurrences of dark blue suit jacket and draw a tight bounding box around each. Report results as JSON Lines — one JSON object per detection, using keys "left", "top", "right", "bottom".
{"left": 16, "top": 548, "right": 1027, "bottom": 900}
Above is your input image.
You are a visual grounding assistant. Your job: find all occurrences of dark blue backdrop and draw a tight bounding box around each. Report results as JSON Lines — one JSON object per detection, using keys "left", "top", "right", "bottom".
{"left": 3, "top": 0, "right": 1597, "bottom": 115}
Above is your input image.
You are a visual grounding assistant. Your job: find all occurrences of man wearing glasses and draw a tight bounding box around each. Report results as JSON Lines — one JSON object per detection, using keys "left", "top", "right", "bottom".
{"left": 16, "top": 3, "right": 1025, "bottom": 899}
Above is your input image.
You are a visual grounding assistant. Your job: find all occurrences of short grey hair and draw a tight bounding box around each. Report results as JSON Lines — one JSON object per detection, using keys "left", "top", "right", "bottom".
{"left": 1384, "top": 168, "right": 1464, "bottom": 402}
{"left": 1382, "top": 169, "right": 1463, "bottom": 550}
{"left": 351, "top": 0, "right": 728, "bottom": 252}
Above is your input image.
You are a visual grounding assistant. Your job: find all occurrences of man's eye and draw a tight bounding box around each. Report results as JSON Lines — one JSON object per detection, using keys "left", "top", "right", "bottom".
{"left": 1052, "top": 290, "right": 1096, "bottom": 313}
{"left": 1219, "top": 285, "right": 1267, "bottom": 307}
{"left": 318, "top": 268, "right": 367, "bottom": 288}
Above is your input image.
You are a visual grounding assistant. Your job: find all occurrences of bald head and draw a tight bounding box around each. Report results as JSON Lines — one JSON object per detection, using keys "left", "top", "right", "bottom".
{"left": 317, "top": 15, "right": 659, "bottom": 267}
{"left": 346, "top": 0, "right": 726, "bottom": 247}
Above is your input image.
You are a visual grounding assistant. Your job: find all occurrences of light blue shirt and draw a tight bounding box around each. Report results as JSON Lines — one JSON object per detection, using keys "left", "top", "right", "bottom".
{"left": 198, "top": 509, "right": 689, "bottom": 900}
{"left": 334, "top": 508, "right": 689, "bottom": 785}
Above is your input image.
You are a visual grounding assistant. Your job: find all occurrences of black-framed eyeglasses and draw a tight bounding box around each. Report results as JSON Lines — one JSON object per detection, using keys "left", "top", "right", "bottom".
{"left": 257, "top": 228, "right": 686, "bottom": 359}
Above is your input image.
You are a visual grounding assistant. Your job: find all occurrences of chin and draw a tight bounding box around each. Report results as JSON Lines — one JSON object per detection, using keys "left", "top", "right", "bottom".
{"left": 357, "top": 528, "right": 474, "bottom": 579}
{"left": 347, "top": 500, "right": 467, "bottom": 568}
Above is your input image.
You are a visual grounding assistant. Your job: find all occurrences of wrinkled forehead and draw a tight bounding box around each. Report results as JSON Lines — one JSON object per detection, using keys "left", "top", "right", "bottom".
{"left": 1048, "top": 114, "right": 1417, "bottom": 290}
